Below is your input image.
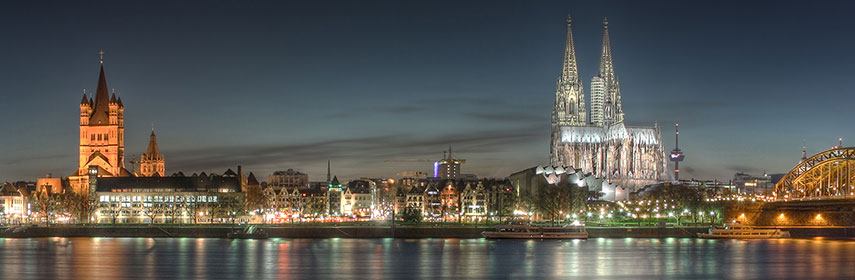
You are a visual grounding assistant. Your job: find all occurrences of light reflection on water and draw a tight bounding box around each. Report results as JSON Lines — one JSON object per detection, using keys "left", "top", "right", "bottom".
{"left": 1, "top": 237, "right": 854, "bottom": 279}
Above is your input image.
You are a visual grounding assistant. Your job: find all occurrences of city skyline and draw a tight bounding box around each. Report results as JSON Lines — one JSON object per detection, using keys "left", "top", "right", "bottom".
{"left": 2, "top": 1, "right": 855, "bottom": 182}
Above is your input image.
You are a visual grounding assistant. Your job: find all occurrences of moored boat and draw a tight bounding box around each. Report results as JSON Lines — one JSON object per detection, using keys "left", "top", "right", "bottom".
{"left": 698, "top": 223, "right": 790, "bottom": 239}
{"left": 482, "top": 224, "right": 588, "bottom": 239}
{"left": 228, "top": 225, "right": 269, "bottom": 239}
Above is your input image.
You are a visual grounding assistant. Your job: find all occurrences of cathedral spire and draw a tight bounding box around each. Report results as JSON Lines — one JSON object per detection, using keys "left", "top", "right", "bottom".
{"left": 599, "top": 18, "right": 615, "bottom": 82}
{"left": 89, "top": 51, "right": 111, "bottom": 125}
{"left": 552, "top": 13, "right": 586, "bottom": 127}
{"left": 597, "top": 18, "right": 623, "bottom": 125}
{"left": 551, "top": 13, "right": 587, "bottom": 165}
{"left": 560, "top": 14, "right": 580, "bottom": 83}
{"left": 146, "top": 129, "right": 162, "bottom": 159}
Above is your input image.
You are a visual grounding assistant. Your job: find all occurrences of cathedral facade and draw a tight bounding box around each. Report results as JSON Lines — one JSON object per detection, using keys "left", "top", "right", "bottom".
{"left": 550, "top": 17, "right": 666, "bottom": 190}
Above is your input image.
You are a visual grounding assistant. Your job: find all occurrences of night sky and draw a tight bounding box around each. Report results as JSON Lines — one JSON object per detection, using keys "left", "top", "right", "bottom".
{"left": 2, "top": 1, "right": 854, "bottom": 182}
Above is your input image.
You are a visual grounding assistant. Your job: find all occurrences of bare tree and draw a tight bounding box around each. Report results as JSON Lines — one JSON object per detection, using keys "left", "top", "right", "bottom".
{"left": 28, "top": 189, "right": 60, "bottom": 224}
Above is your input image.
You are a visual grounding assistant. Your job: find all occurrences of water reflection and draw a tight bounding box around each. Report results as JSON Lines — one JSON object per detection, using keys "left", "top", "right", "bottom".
{"left": 0, "top": 238, "right": 854, "bottom": 279}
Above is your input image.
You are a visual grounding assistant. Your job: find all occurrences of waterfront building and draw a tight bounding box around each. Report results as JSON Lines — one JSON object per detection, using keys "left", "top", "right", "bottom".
{"left": 406, "top": 185, "right": 425, "bottom": 213}
{"left": 139, "top": 130, "right": 165, "bottom": 177}
{"left": 460, "top": 182, "right": 487, "bottom": 219}
{"left": 394, "top": 187, "right": 408, "bottom": 215}
{"left": 732, "top": 172, "right": 775, "bottom": 195}
{"left": 550, "top": 17, "right": 666, "bottom": 190}
{"left": 300, "top": 187, "right": 327, "bottom": 217}
{"left": 424, "top": 184, "right": 442, "bottom": 218}
{"left": 342, "top": 184, "right": 372, "bottom": 217}
{"left": 91, "top": 169, "right": 243, "bottom": 224}
{"left": 0, "top": 183, "right": 27, "bottom": 224}
{"left": 261, "top": 186, "right": 303, "bottom": 222}
{"left": 268, "top": 169, "right": 309, "bottom": 188}
{"left": 327, "top": 176, "right": 343, "bottom": 216}
{"left": 440, "top": 182, "right": 460, "bottom": 221}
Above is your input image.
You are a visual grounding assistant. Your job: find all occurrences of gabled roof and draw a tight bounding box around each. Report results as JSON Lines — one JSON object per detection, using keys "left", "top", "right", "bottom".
{"left": 408, "top": 186, "right": 425, "bottom": 194}
{"left": 350, "top": 186, "right": 370, "bottom": 194}
{"left": 246, "top": 172, "right": 260, "bottom": 186}
{"left": 0, "top": 183, "right": 21, "bottom": 196}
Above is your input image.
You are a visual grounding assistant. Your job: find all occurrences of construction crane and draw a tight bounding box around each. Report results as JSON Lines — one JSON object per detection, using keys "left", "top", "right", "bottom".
{"left": 384, "top": 146, "right": 467, "bottom": 164}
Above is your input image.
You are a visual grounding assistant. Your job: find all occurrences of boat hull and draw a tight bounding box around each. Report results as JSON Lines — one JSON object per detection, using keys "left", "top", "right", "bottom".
{"left": 482, "top": 232, "right": 589, "bottom": 239}
{"left": 698, "top": 231, "right": 790, "bottom": 239}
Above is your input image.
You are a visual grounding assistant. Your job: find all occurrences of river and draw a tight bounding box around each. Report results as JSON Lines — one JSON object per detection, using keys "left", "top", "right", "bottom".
{"left": 0, "top": 237, "right": 853, "bottom": 279}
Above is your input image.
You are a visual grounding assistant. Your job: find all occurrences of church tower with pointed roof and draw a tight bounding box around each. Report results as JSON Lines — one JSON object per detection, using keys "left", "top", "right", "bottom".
{"left": 549, "top": 16, "right": 665, "bottom": 190}
{"left": 140, "top": 130, "right": 165, "bottom": 177}
{"left": 551, "top": 15, "right": 588, "bottom": 165}
{"left": 71, "top": 51, "right": 131, "bottom": 194}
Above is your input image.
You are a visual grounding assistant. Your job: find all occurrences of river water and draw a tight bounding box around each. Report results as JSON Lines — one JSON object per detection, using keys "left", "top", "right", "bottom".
{"left": 1, "top": 237, "right": 853, "bottom": 279}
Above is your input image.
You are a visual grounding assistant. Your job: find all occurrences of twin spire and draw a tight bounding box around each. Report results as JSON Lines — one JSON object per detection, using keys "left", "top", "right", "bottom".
{"left": 555, "top": 15, "right": 623, "bottom": 127}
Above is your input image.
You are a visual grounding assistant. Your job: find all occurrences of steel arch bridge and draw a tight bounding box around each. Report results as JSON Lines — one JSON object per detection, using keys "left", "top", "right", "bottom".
{"left": 775, "top": 148, "right": 855, "bottom": 200}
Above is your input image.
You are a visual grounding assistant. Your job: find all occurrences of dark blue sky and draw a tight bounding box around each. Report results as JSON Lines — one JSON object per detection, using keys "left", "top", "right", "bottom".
{"left": 2, "top": 1, "right": 854, "bottom": 182}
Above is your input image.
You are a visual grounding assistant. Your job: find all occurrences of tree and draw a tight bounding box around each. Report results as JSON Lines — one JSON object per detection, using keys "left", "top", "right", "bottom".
{"left": 182, "top": 197, "right": 200, "bottom": 224}
{"left": 56, "top": 189, "right": 90, "bottom": 224}
{"left": 402, "top": 206, "right": 422, "bottom": 223}
{"left": 534, "top": 185, "right": 572, "bottom": 224}
{"left": 495, "top": 187, "right": 518, "bottom": 221}
{"left": 28, "top": 189, "right": 60, "bottom": 224}
{"left": 214, "top": 195, "right": 245, "bottom": 224}
{"left": 302, "top": 197, "right": 326, "bottom": 218}
{"left": 244, "top": 186, "right": 266, "bottom": 216}
{"left": 641, "top": 184, "right": 705, "bottom": 224}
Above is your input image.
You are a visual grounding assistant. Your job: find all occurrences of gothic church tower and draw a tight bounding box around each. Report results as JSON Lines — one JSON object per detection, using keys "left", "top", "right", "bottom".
{"left": 140, "top": 130, "right": 165, "bottom": 177}
{"left": 70, "top": 52, "right": 130, "bottom": 193}
{"left": 590, "top": 18, "right": 624, "bottom": 127}
{"left": 551, "top": 15, "right": 586, "bottom": 165}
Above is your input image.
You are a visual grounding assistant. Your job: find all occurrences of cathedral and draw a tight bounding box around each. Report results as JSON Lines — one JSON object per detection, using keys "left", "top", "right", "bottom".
{"left": 550, "top": 16, "right": 666, "bottom": 190}
{"left": 68, "top": 53, "right": 165, "bottom": 194}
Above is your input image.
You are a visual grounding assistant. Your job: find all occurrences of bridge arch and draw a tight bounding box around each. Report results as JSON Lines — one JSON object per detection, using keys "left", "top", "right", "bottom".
{"left": 775, "top": 148, "right": 855, "bottom": 200}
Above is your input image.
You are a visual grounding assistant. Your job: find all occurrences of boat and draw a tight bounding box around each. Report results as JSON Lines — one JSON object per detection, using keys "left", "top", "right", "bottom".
{"left": 697, "top": 223, "right": 790, "bottom": 239}
{"left": 482, "top": 224, "right": 588, "bottom": 239}
{"left": 227, "top": 225, "right": 269, "bottom": 239}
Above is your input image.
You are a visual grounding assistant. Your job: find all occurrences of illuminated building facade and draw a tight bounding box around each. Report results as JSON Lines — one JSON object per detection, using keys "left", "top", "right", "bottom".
{"left": 91, "top": 170, "right": 243, "bottom": 224}
{"left": 550, "top": 17, "right": 666, "bottom": 190}
{"left": 327, "top": 176, "right": 343, "bottom": 215}
{"left": 435, "top": 147, "right": 463, "bottom": 179}
{"left": 139, "top": 130, "right": 165, "bottom": 177}
{"left": 69, "top": 54, "right": 132, "bottom": 194}
{"left": 268, "top": 169, "right": 309, "bottom": 188}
